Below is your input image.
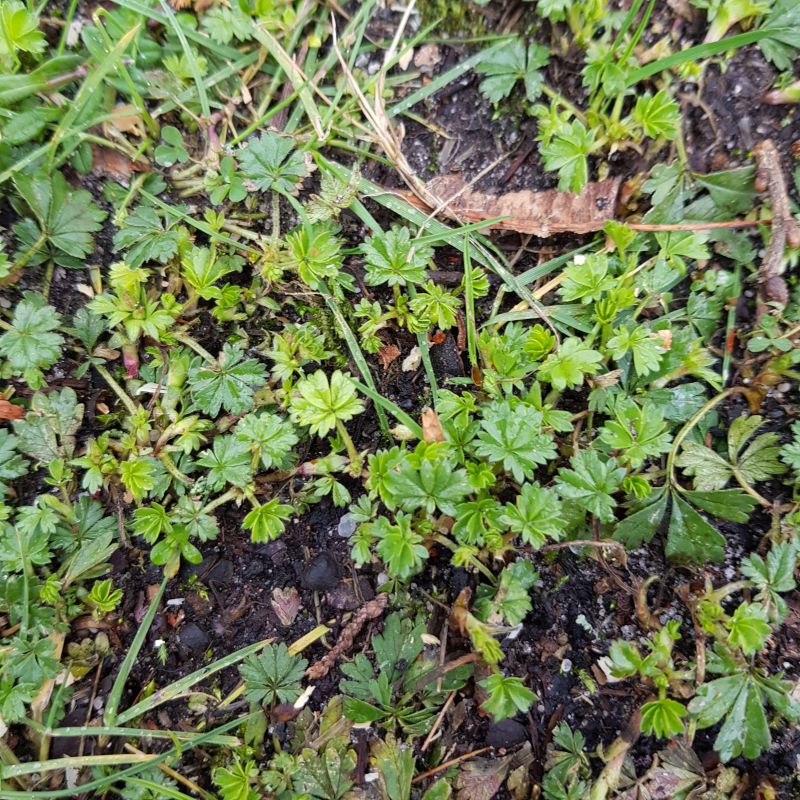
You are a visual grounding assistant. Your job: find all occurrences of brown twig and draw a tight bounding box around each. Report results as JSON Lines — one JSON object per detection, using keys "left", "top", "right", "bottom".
{"left": 411, "top": 746, "right": 492, "bottom": 785}
{"left": 627, "top": 218, "right": 771, "bottom": 231}
{"left": 305, "top": 593, "right": 388, "bottom": 680}
{"left": 421, "top": 690, "right": 456, "bottom": 752}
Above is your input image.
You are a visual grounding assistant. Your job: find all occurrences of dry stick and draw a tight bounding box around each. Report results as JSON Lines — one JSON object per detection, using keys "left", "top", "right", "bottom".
{"left": 753, "top": 139, "right": 800, "bottom": 308}
{"left": 305, "top": 593, "right": 389, "bottom": 681}
{"left": 421, "top": 690, "right": 456, "bottom": 752}
{"left": 411, "top": 746, "right": 492, "bottom": 785}
{"left": 627, "top": 218, "right": 771, "bottom": 231}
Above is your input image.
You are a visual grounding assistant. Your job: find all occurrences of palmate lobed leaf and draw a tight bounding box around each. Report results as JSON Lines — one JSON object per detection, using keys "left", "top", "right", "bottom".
{"left": 387, "top": 457, "right": 471, "bottom": 517}
{"left": 13, "top": 171, "right": 106, "bottom": 266}
{"left": 289, "top": 369, "right": 364, "bottom": 437}
{"left": 555, "top": 449, "right": 624, "bottom": 523}
{"left": 0, "top": 292, "right": 63, "bottom": 385}
{"left": 361, "top": 225, "right": 432, "bottom": 287}
{"left": 475, "top": 38, "right": 549, "bottom": 104}
{"left": 688, "top": 670, "right": 800, "bottom": 762}
{"left": 473, "top": 401, "right": 556, "bottom": 483}
{"left": 189, "top": 343, "right": 267, "bottom": 417}
{"left": 479, "top": 673, "right": 536, "bottom": 720}
{"left": 242, "top": 498, "right": 293, "bottom": 544}
{"left": 113, "top": 205, "right": 181, "bottom": 267}
{"left": 238, "top": 131, "right": 310, "bottom": 194}
{"left": 240, "top": 642, "right": 307, "bottom": 707}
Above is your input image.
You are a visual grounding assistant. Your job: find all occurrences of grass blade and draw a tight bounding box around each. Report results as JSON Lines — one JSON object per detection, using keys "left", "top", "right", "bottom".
{"left": 628, "top": 28, "right": 779, "bottom": 84}
{"left": 117, "top": 637, "right": 273, "bottom": 725}
{"left": 352, "top": 380, "right": 424, "bottom": 439}
{"left": 47, "top": 24, "right": 139, "bottom": 168}
{"left": 515, "top": 244, "right": 593, "bottom": 286}
{"left": 103, "top": 575, "right": 167, "bottom": 727}
{"left": 161, "top": 1, "right": 210, "bottom": 119}
{"left": 251, "top": 24, "right": 326, "bottom": 141}
{"left": 0, "top": 713, "right": 258, "bottom": 799}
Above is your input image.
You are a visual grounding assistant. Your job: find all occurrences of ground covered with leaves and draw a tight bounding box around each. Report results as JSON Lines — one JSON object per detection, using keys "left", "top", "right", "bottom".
{"left": 0, "top": 0, "right": 800, "bottom": 798}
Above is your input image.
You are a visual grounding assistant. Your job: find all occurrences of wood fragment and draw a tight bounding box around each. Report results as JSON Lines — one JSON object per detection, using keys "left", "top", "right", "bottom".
{"left": 753, "top": 140, "right": 800, "bottom": 308}
{"left": 397, "top": 174, "right": 621, "bottom": 237}
{"left": 305, "top": 592, "right": 388, "bottom": 681}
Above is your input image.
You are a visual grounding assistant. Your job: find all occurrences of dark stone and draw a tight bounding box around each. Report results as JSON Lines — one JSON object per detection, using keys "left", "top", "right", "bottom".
{"left": 485, "top": 719, "right": 528, "bottom": 749}
{"left": 178, "top": 622, "right": 209, "bottom": 654}
{"left": 302, "top": 552, "right": 340, "bottom": 590}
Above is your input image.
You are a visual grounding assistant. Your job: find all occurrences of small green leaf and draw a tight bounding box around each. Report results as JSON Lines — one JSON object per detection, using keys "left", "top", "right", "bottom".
{"left": 240, "top": 642, "right": 307, "bottom": 706}
{"left": 238, "top": 132, "right": 309, "bottom": 194}
{"left": 289, "top": 369, "right": 364, "bottom": 437}
{"left": 479, "top": 674, "right": 536, "bottom": 720}
{"left": 243, "top": 499, "right": 293, "bottom": 543}
{"left": 632, "top": 89, "right": 681, "bottom": 140}
{"left": 665, "top": 494, "right": 725, "bottom": 564}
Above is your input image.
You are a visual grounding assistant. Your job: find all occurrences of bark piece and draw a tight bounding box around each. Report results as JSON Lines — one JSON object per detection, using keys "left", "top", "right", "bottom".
{"left": 401, "top": 174, "right": 621, "bottom": 237}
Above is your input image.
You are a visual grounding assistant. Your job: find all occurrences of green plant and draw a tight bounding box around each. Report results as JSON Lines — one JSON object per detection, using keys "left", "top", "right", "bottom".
{"left": 479, "top": 673, "right": 536, "bottom": 720}
{"left": 240, "top": 642, "right": 307, "bottom": 707}
{"left": 691, "top": 0, "right": 772, "bottom": 43}
{"left": 475, "top": 38, "right": 549, "bottom": 104}
{"left": 86, "top": 578, "right": 123, "bottom": 618}
{"left": 0, "top": 292, "right": 63, "bottom": 388}
{"left": 341, "top": 613, "right": 473, "bottom": 734}
{"left": 12, "top": 170, "right": 106, "bottom": 268}
{"left": 289, "top": 369, "right": 364, "bottom": 467}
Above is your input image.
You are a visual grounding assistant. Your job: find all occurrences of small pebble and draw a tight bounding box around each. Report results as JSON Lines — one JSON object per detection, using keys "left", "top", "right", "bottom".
{"left": 337, "top": 514, "right": 357, "bottom": 538}
{"left": 302, "top": 552, "right": 340, "bottom": 590}
{"left": 486, "top": 719, "right": 528, "bottom": 749}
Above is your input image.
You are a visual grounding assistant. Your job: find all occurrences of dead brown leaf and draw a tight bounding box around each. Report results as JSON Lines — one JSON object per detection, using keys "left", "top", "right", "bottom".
{"left": 399, "top": 174, "right": 621, "bottom": 236}
{"left": 91, "top": 145, "right": 142, "bottom": 183}
{"left": 0, "top": 399, "right": 24, "bottom": 420}
{"left": 377, "top": 343, "right": 401, "bottom": 370}
{"left": 421, "top": 407, "right": 445, "bottom": 443}
{"left": 271, "top": 587, "right": 302, "bottom": 627}
{"left": 455, "top": 751, "right": 513, "bottom": 800}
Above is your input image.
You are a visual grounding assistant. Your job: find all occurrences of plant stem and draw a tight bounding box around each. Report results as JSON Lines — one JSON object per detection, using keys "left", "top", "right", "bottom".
{"left": 201, "top": 487, "right": 240, "bottom": 515}
{"left": 432, "top": 534, "right": 496, "bottom": 584}
{"left": 93, "top": 363, "right": 139, "bottom": 418}
{"left": 335, "top": 419, "right": 362, "bottom": 475}
{"left": 12, "top": 232, "right": 46, "bottom": 274}
{"left": 666, "top": 387, "right": 741, "bottom": 489}
{"left": 173, "top": 332, "right": 217, "bottom": 364}
{"left": 271, "top": 190, "right": 281, "bottom": 244}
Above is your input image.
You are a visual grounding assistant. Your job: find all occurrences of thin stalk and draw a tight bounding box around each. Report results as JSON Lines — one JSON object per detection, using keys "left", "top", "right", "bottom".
{"left": 91, "top": 10, "right": 159, "bottom": 138}
{"left": 271, "top": 190, "right": 281, "bottom": 244}
{"left": 158, "top": 451, "right": 192, "bottom": 486}
{"left": 462, "top": 232, "right": 478, "bottom": 376}
{"left": 41, "top": 261, "right": 54, "bottom": 303}
{"left": 335, "top": 419, "right": 362, "bottom": 474}
{"left": 432, "top": 534, "right": 496, "bottom": 584}
{"left": 0, "top": 713, "right": 259, "bottom": 800}
{"left": 200, "top": 487, "right": 240, "bottom": 515}
{"left": 666, "top": 387, "right": 741, "bottom": 489}
{"left": 12, "top": 232, "right": 46, "bottom": 274}
{"left": 93, "top": 363, "right": 139, "bottom": 417}
{"left": 173, "top": 332, "right": 216, "bottom": 364}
